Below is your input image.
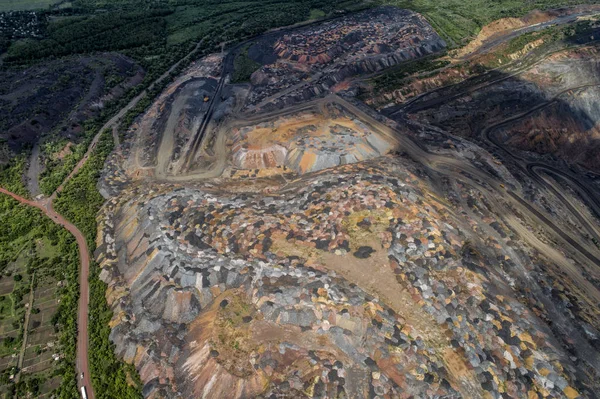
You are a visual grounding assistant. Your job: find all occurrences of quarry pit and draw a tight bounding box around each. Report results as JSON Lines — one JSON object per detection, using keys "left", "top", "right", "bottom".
{"left": 94, "top": 5, "right": 600, "bottom": 399}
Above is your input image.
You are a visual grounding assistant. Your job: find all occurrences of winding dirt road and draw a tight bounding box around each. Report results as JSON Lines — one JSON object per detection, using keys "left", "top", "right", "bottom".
{"left": 0, "top": 35, "right": 216, "bottom": 399}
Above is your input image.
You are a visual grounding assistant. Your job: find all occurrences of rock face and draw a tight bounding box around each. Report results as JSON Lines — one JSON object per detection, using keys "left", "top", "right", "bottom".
{"left": 502, "top": 90, "right": 600, "bottom": 170}
{"left": 97, "top": 154, "right": 600, "bottom": 398}
{"left": 270, "top": 7, "right": 438, "bottom": 67}
{"left": 125, "top": 54, "right": 223, "bottom": 174}
{"left": 496, "top": 47, "right": 600, "bottom": 171}
{"left": 230, "top": 101, "right": 395, "bottom": 173}
{"left": 232, "top": 143, "right": 287, "bottom": 170}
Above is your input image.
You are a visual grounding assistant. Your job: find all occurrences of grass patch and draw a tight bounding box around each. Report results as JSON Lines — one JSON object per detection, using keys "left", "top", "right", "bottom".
{"left": 232, "top": 44, "right": 261, "bottom": 83}
{"left": 211, "top": 292, "right": 258, "bottom": 378}
{"left": 309, "top": 8, "right": 326, "bottom": 19}
{"left": 0, "top": 154, "right": 28, "bottom": 197}
{"left": 39, "top": 142, "right": 85, "bottom": 196}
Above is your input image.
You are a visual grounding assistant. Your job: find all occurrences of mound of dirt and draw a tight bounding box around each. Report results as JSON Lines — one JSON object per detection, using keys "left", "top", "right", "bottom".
{"left": 454, "top": 10, "right": 557, "bottom": 58}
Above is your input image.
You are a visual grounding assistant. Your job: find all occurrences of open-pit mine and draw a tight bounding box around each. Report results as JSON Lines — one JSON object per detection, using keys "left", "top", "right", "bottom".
{"left": 95, "top": 6, "right": 600, "bottom": 399}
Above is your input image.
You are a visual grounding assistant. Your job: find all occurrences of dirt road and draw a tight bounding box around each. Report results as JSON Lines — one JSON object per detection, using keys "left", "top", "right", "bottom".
{"left": 26, "top": 142, "right": 41, "bottom": 198}
{"left": 0, "top": 187, "right": 94, "bottom": 398}
{"left": 0, "top": 67, "right": 140, "bottom": 399}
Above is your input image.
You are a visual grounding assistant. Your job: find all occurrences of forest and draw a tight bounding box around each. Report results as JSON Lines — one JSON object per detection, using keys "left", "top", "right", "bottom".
{"left": 2, "top": 0, "right": 367, "bottom": 80}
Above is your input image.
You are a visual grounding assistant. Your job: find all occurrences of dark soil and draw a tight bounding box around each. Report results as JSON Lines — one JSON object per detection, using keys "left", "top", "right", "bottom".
{"left": 0, "top": 53, "right": 142, "bottom": 163}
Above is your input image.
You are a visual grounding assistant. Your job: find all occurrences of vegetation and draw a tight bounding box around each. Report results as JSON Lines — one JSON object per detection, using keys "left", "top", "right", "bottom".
{"left": 232, "top": 44, "right": 261, "bottom": 83}
{"left": 0, "top": 193, "right": 80, "bottom": 397}
{"left": 479, "top": 18, "right": 599, "bottom": 68}
{"left": 6, "top": 9, "right": 170, "bottom": 62}
{"left": 3, "top": 0, "right": 366, "bottom": 79}
{"left": 368, "top": 55, "right": 450, "bottom": 94}
{"left": 53, "top": 130, "right": 143, "bottom": 398}
{"left": 54, "top": 131, "right": 112, "bottom": 246}
{"left": 0, "top": 155, "right": 28, "bottom": 196}
{"left": 382, "top": 0, "right": 600, "bottom": 46}
{"left": 0, "top": 10, "right": 45, "bottom": 39}
{"left": 39, "top": 142, "right": 84, "bottom": 196}
{"left": 309, "top": 8, "right": 326, "bottom": 19}
{"left": 367, "top": 17, "right": 600, "bottom": 100}
{"left": 0, "top": 0, "right": 62, "bottom": 12}
{"left": 1, "top": 0, "right": 597, "bottom": 57}
{"left": 1, "top": 0, "right": 367, "bottom": 200}
{"left": 88, "top": 262, "right": 142, "bottom": 399}
{"left": 38, "top": 117, "right": 104, "bottom": 196}
{"left": 3, "top": 0, "right": 595, "bottom": 397}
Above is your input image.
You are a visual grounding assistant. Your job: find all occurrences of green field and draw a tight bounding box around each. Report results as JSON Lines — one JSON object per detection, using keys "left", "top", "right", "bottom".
{"left": 309, "top": 8, "right": 326, "bottom": 19}
{"left": 0, "top": 194, "right": 80, "bottom": 398}
{"left": 0, "top": 0, "right": 62, "bottom": 12}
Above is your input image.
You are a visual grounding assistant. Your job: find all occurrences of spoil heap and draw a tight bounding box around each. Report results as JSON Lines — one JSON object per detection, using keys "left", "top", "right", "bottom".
{"left": 244, "top": 6, "right": 446, "bottom": 111}
{"left": 97, "top": 156, "right": 597, "bottom": 398}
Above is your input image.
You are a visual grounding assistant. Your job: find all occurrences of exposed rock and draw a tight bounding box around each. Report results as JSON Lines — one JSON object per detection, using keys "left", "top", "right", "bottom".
{"left": 231, "top": 101, "right": 395, "bottom": 174}
{"left": 97, "top": 156, "right": 599, "bottom": 398}
{"left": 353, "top": 246, "right": 375, "bottom": 259}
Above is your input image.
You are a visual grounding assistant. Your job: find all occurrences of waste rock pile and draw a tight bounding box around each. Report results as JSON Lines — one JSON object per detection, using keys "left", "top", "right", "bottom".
{"left": 244, "top": 6, "right": 446, "bottom": 111}
{"left": 96, "top": 156, "right": 595, "bottom": 398}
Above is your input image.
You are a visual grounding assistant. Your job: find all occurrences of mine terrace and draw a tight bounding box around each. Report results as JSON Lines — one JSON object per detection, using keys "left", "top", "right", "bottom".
{"left": 230, "top": 101, "right": 395, "bottom": 174}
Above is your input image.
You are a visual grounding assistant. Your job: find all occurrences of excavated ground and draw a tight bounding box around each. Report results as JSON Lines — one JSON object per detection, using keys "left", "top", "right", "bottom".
{"left": 230, "top": 101, "right": 395, "bottom": 174}
{"left": 95, "top": 6, "right": 600, "bottom": 399}
{"left": 243, "top": 6, "right": 446, "bottom": 112}
{"left": 97, "top": 151, "right": 600, "bottom": 398}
